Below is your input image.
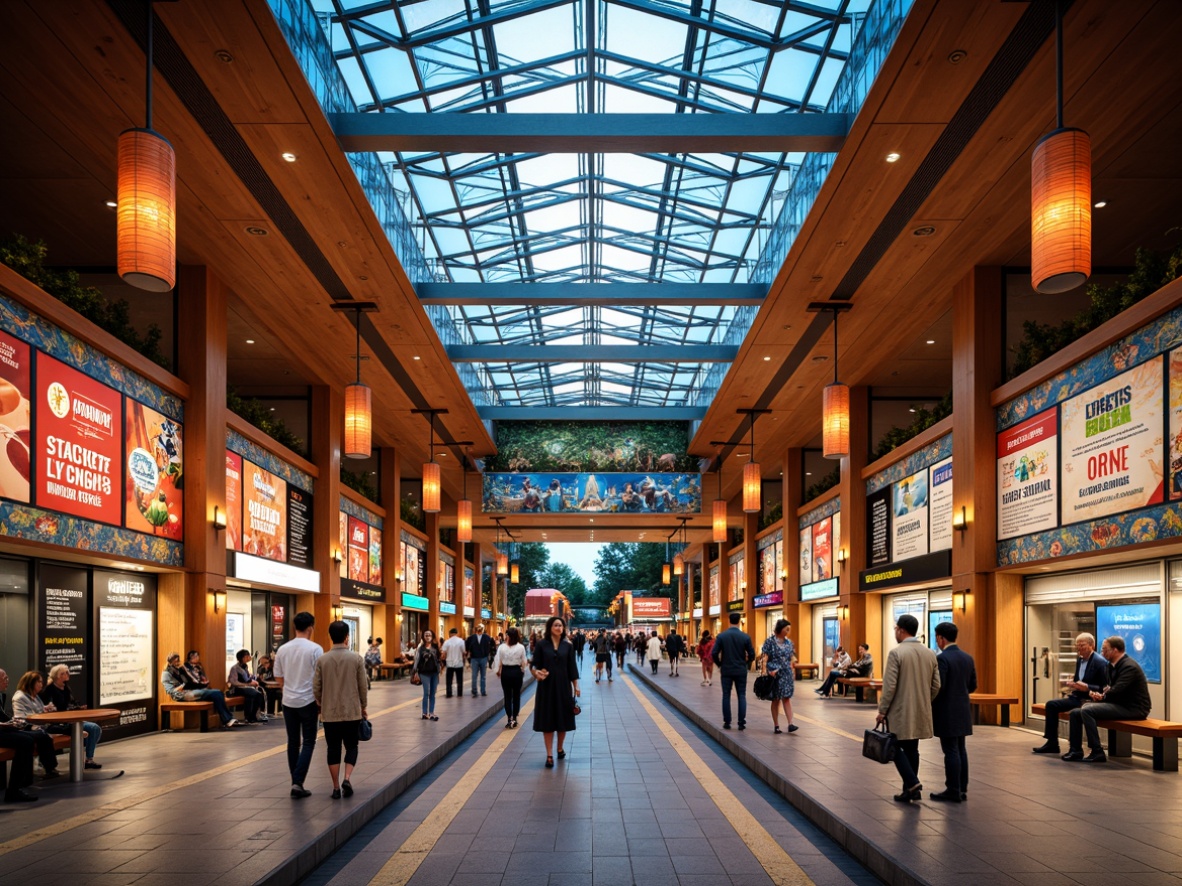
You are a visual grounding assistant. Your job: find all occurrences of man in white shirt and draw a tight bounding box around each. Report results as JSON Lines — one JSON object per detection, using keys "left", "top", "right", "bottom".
{"left": 441, "top": 628, "right": 466, "bottom": 698}
{"left": 274, "top": 611, "right": 322, "bottom": 799}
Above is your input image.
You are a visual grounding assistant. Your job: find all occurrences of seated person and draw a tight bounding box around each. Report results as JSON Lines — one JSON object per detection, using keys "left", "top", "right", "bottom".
{"left": 40, "top": 663, "right": 103, "bottom": 769}
{"left": 1, "top": 667, "right": 58, "bottom": 802}
{"left": 161, "top": 653, "right": 243, "bottom": 728}
{"left": 255, "top": 654, "right": 280, "bottom": 716}
{"left": 815, "top": 645, "right": 858, "bottom": 698}
{"left": 846, "top": 644, "right": 873, "bottom": 677}
{"left": 14, "top": 669, "right": 103, "bottom": 770}
{"left": 227, "top": 649, "right": 266, "bottom": 724}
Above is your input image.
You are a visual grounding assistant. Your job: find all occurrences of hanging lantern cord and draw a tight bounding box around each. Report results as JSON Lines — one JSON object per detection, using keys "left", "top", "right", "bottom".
{"left": 354, "top": 308, "right": 362, "bottom": 385}
{"left": 428, "top": 411, "right": 435, "bottom": 464}
{"left": 144, "top": 2, "right": 154, "bottom": 129}
{"left": 832, "top": 309, "right": 839, "bottom": 384}
{"left": 1055, "top": 0, "right": 1063, "bottom": 130}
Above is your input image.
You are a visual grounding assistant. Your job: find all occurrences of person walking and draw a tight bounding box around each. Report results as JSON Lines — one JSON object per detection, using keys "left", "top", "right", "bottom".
{"left": 634, "top": 632, "right": 646, "bottom": 666}
{"left": 930, "top": 621, "right": 977, "bottom": 802}
{"left": 593, "top": 630, "right": 612, "bottom": 683}
{"left": 313, "top": 620, "right": 367, "bottom": 799}
{"left": 758, "top": 618, "right": 798, "bottom": 734}
{"left": 646, "top": 631, "right": 663, "bottom": 675}
{"left": 273, "top": 611, "right": 323, "bottom": 799}
{"left": 466, "top": 623, "right": 493, "bottom": 697}
{"left": 665, "top": 630, "right": 684, "bottom": 677}
{"left": 413, "top": 630, "right": 442, "bottom": 721}
{"left": 573, "top": 630, "right": 586, "bottom": 664}
{"left": 441, "top": 628, "right": 466, "bottom": 699}
{"left": 712, "top": 612, "right": 755, "bottom": 730}
{"left": 876, "top": 614, "right": 940, "bottom": 803}
{"left": 698, "top": 631, "right": 714, "bottom": 686}
{"left": 530, "top": 616, "right": 580, "bottom": 768}
{"left": 494, "top": 626, "right": 528, "bottom": 727}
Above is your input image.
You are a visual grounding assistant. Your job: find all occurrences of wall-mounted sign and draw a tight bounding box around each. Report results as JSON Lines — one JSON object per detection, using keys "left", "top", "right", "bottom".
{"left": 287, "top": 485, "right": 313, "bottom": 567}
{"left": 1096, "top": 602, "right": 1161, "bottom": 683}
{"left": 726, "top": 599, "right": 745, "bottom": 613}
{"left": 691, "top": 607, "right": 703, "bottom": 618}
{"left": 481, "top": 608, "right": 491, "bottom": 619}
{"left": 369, "top": 527, "right": 383, "bottom": 586}
{"left": 892, "top": 470, "right": 929, "bottom": 562}
{"left": 225, "top": 451, "right": 243, "bottom": 551}
{"left": 929, "top": 458, "right": 953, "bottom": 552}
{"left": 340, "top": 577, "right": 385, "bottom": 603}
{"left": 234, "top": 551, "right": 319, "bottom": 592}
{"left": 867, "top": 488, "right": 890, "bottom": 567}
{"left": 858, "top": 549, "right": 951, "bottom": 592}
{"left": 632, "top": 597, "right": 672, "bottom": 618}
{"left": 348, "top": 516, "right": 368, "bottom": 582}
{"left": 753, "top": 590, "right": 784, "bottom": 609}
{"left": 93, "top": 569, "right": 157, "bottom": 739}
{"left": 402, "top": 592, "right": 429, "bottom": 611}
{"left": 800, "top": 577, "right": 839, "bottom": 602}
{"left": 440, "top": 600, "right": 457, "bottom": 615}
{"left": 997, "top": 409, "right": 1058, "bottom": 540}
{"left": 37, "top": 562, "right": 89, "bottom": 704}
{"left": 243, "top": 462, "right": 287, "bottom": 561}
{"left": 124, "top": 399, "right": 183, "bottom": 539}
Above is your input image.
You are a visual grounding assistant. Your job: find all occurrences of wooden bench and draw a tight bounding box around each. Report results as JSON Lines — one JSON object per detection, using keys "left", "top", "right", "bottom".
{"left": 1033, "top": 702, "right": 1182, "bottom": 772}
{"left": 0, "top": 733, "right": 71, "bottom": 794}
{"left": 379, "top": 661, "right": 414, "bottom": 680}
{"left": 835, "top": 677, "right": 882, "bottom": 702}
{"left": 793, "top": 662, "right": 820, "bottom": 680}
{"left": 970, "top": 693, "right": 1020, "bottom": 727}
{"left": 160, "top": 696, "right": 245, "bottom": 733}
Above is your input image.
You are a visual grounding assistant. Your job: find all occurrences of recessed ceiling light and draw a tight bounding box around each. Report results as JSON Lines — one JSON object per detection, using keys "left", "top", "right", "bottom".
{"left": 270, "top": 407, "right": 275, "bottom": 412}
{"left": 1093, "top": 200, "right": 1107, "bottom": 208}
{"left": 926, "top": 339, "right": 935, "bottom": 345}
{"left": 589, "top": 518, "right": 594, "bottom": 523}
{"left": 413, "top": 356, "right": 421, "bottom": 361}
{"left": 105, "top": 200, "right": 117, "bottom": 208}
{"left": 282, "top": 152, "right": 298, "bottom": 162}
{"left": 885, "top": 152, "right": 901, "bottom": 163}
{"left": 245, "top": 339, "right": 255, "bottom": 344}
{"left": 909, "top": 407, "right": 916, "bottom": 413}
{"left": 763, "top": 356, "right": 771, "bottom": 362}
{"left": 245, "top": 226, "right": 269, "bottom": 236}
{"left": 912, "top": 225, "right": 936, "bottom": 237}
{"left": 805, "top": 471, "right": 812, "bottom": 476}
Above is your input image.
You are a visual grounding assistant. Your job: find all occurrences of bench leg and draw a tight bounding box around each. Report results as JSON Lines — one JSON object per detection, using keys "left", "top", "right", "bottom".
{"left": 1001, "top": 705, "right": 1010, "bottom": 728}
{"left": 1153, "top": 737, "right": 1178, "bottom": 772}
{"left": 1107, "top": 729, "right": 1133, "bottom": 758}
{"left": 199, "top": 710, "right": 210, "bottom": 733}
{"left": 854, "top": 687, "right": 864, "bottom": 703}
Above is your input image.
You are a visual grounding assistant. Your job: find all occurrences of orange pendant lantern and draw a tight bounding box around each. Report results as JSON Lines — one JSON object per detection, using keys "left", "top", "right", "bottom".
{"left": 742, "top": 461, "right": 761, "bottom": 513}
{"left": 497, "top": 550, "right": 509, "bottom": 576}
{"left": 456, "top": 498, "right": 472, "bottom": 544}
{"left": 662, "top": 563, "right": 671, "bottom": 585}
{"left": 673, "top": 551, "right": 684, "bottom": 576}
{"left": 822, "top": 382, "right": 850, "bottom": 459}
{"left": 117, "top": 128, "right": 175, "bottom": 291}
{"left": 344, "top": 382, "right": 372, "bottom": 459}
{"left": 1031, "top": 128, "right": 1091, "bottom": 294}
{"left": 712, "top": 498, "right": 728, "bottom": 544}
{"left": 422, "top": 460, "right": 441, "bottom": 513}
{"left": 510, "top": 562, "right": 520, "bottom": 584}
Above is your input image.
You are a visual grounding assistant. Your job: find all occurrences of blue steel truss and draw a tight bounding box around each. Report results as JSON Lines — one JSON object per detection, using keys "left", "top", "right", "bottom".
{"left": 274, "top": 0, "right": 913, "bottom": 414}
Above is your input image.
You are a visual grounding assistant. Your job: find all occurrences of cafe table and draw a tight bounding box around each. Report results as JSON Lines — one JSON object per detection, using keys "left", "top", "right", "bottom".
{"left": 25, "top": 708, "right": 122, "bottom": 782}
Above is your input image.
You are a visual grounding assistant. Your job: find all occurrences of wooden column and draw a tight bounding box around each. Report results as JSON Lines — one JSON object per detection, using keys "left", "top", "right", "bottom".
{"left": 838, "top": 386, "right": 870, "bottom": 662}
{"left": 297, "top": 384, "right": 342, "bottom": 647}
{"left": 742, "top": 510, "right": 759, "bottom": 645}
{"left": 781, "top": 448, "right": 804, "bottom": 661}
{"left": 426, "top": 511, "right": 440, "bottom": 639}
{"left": 380, "top": 446, "right": 402, "bottom": 651}
{"left": 177, "top": 265, "right": 228, "bottom": 671}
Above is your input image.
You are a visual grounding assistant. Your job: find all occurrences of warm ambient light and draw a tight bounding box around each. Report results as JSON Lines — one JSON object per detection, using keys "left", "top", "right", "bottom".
{"left": 212, "top": 506, "right": 227, "bottom": 531}
{"left": 331, "top": 604, "right": 344, "bottom": 622}
{"left": 344, "top": 383, "right": 372, "bottom": 459}
{"left": 281, "top": 152, "right": 298, "bottom": 162}
{"left": 117, "top": 128, "right": 176, "bottom": 292}
{"left": 836, "top": 547, "right": 847, "bottom": 565}
{"left": 712, "top": 498, "right": 728, "bottom": 544}
{"left": 497, "top": 551, "right": 509, "bottom": 576}
{"left": 511, "top": 562, "right": 520, "bottom": 584}
{"left": 456, "top": 498, "right": 472, "bottom": 544}
{"left": 662, "top": 563, "right": 671, "bottom": 585}
{"left": 953, "top": 505, "right": 968, "bottom": 533}
{"left": 673, "top": 551, "right": 684, "bottom": 577}
{"left": 1032, "top": 128, "right": 1091, "bottom": 293}
{"left": 822, "top": 383, "right": 850, "bottom": 459}
{"left": 953, "top": 588, "right": 972, "bottom": 613}
{"left": 422, "top": 460, "right": 441, "bottom": 513}
{"left": 742, "top": 461, "right": 761, "bottom": 514}
{"left": 885, "top": 152, "right": 901, "bottom": 163}
{"left": 212, "top": 590, "right": 227, "bottom": 614}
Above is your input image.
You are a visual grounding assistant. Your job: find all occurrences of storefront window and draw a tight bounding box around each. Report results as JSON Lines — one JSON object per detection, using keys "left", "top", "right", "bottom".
{"left": 1026, "top": 600, "right": 1096, "bottom": 707}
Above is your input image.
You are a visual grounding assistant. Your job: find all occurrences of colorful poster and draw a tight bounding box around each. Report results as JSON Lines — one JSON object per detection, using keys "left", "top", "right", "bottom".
{"left": 124, "top": 399, "right": 182, "bottom": 539}
{"left": 1168, "top": 348, "right": 1182, "bottom": 500}
{"left": 760, "top": 544, "right": 776, "bottom": 593}
{"left": 775, "top": 540, "right": 783, "bottom": 590}
{"left": 35, "top": 353, "right": 122, "bottom": 525}
{"left": 708, "top": 570, "right": 720, "bottom": 613}
{"left": 406, "top": 544, "right": 421, "bottom": 595}
{"left": 892, "top": 470, "right": 929, "bottom": 561}
{"left": 0, "top": 330, "right": 31, "bottom": 503}
{"left": 736, "top": 558, "right": 745, "bottom": 598}
{"left": 369, "top": 527, "right": 383, "bottom": 586}
{"left": 812, "top": 517, "right": 833, "bottom": 581}
{"left": 348, "top": 516, "right": 368, "bottom": 582}
{"left": 242, "top": 461, "right": 287, "bottom": 562}
{"left": 463, "top": 566, "right": 474, "bottom": 609}
{"left": 832, "top": 514, "right": 840, "bottom": 567}
{"left": 728, "top": 562, "right": 738, "bottom": 602}
{"left": 1061, "top": 357, "right": 1164, "bottom": 524}
{"left": 339, "top": 512, "right": 348, "bottom": 578}
{"left": 929, "top": 458, "right": 953, "bottom": 552}
{"left": 225, "top": 451, "right": 243, "bottom": 551}
{"left": 799, "top": 527, "right": 812, "bottom": 579}
{"left": 998, "top": 408, "right": 1059, "bottom": 540}
{"left": 483, "top": 471, "right": 701, "bottom": 513}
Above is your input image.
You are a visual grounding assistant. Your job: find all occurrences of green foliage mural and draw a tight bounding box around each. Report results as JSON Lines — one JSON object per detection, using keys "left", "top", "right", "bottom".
{"left": 485, "top": 421, "right": 697, "bottom": 473}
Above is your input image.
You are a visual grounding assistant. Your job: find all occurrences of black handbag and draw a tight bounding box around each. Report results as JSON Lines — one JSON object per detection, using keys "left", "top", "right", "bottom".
{"left": 753, "top": 673, "right": 775, "bottom": 701}
{"left": 358, "top": 717, "right": 373, "bottom": 742}
{"left": 862, "top": 719, "right": 897, "bottom": 764}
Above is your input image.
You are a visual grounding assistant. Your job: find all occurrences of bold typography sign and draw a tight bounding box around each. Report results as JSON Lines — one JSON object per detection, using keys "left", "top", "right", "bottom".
{"left": 997, "top": 409, "right": 1058, "bottom": 540}
{"left": 348, "top": 516, "right": 368, "bottom": 582}
{"left": 243, "top": 461, "right": 287, "bottom": 561}
{"left": 287, "top": 485, "right": 313, "bottom": 567}
{"left": 225, "top": 451, "right": 243, "bottom": 551}
{"left": 866, "top": 488, "right": 890, "bottom": 567}
{"left": 38, "top": 562, "right": 89, "bottom": 704}
{"left": 632, "top": 597, "right": 672, "bottom": 619}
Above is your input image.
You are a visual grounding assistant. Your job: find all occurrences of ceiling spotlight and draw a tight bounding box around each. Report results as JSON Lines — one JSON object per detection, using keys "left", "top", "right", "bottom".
{"left": 763, "top": 356, "right": 771, "bottom": 362}
{"left": 245, "top": 339, "right": 255, "bottom": 344}
{"left": 1093, "top": 200, "right": 1107, "bottom": 208}
{"left": 909, "top": 407, "right": 917, "bottom": 413}
{"left": 105, "top": 200, "right": 118, "bottom": 208}
{"left": 885, "top": 152, "right": 901, "bottom": 163}
{"left": 926, "top": 339, "right": 935, "bottom": 345}
{"left": 912, "top": 225, "right": 936, "bottom": 237}
{"left": 413, "top": 356, "right": 421, "bottom": 361}
{"left": 281, "top": 152, "right": 298, "bottom": 162}
{"left": 245, "top": 226, "right": 269, "bottom": 236}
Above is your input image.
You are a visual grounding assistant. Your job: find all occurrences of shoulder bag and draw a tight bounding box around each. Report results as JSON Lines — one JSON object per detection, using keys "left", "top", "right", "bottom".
{"left": 753, "top": 672, "right": 775, "bottom": 701}
{"left": 862, "top": 719, "right": 897, "bottom": 764}
{"left": 358, "top": 717, "right": 373, "bottom": 741}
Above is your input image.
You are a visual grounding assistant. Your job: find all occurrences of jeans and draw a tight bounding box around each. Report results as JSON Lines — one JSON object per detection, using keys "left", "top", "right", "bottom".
{"left": 1070, "top": 702, "right": 1145, "bottom": 751}
{"left": 1042, "top": 695, "right": 1084, "bottom": 741}
{"left": 939, "top": 735, "right": 968, "bottom": 794}
{"left": 669, "top": 655, "right": 679, "bottom": 675}
{"left": 190, "top": 688, "right": 234, "bottom": 724}
{"left": 323, "top": 720, "right": 359, "bottom": 767}
{"left": 235, "top": 686, "right": 264, "bottom": 722}
{"left": 284, "top": 702, "right": 319, "bottom": 787}
{"left": 420, "top": 672, "right": 439, "bottom": 715}
{"left": 445, "top": 666, "right": 463, "bottom": 697}
{"left": 817, "top": 669, "right": 842, "bottom": 696}
{"left": 50, "top": 721, "right": 103, "bottom": 759}
{"left": 893, "top": 738, "right": 921, "bottom": 790}
{"left": 470, "top": 657, "right": 488, "bottom": 695}
{"left": 501, "top": 666, "right": 523, "bottom": 720}
{"left": 721, "top": 673, "right": 747, "bottom": 726}
{"left": 650, "top": 658, "right": 659, "bottom": 674}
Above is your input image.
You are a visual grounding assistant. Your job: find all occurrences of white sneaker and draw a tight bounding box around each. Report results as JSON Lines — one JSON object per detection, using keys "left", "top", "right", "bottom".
{"left": 700, "top": 680, "right": 708, "bottom": 686}
{"left": 226, "top": 718, "right": 243, "bottom": 728}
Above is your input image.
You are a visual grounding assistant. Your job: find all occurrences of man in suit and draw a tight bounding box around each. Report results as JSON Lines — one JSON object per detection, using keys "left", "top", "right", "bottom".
{"left": 876, "top": 614, "right": 940, "bottom": 803}
{"left": 465, "top": 623, "right": 493, "bottom": 697}
{"left": 1, "top": 668, "right": 59, "bottom": 802}
{"left": 1064, "top": 635, "right": 1152, "bottom": 763}
{"left": 1033, "top": 632, "right": 1109, "bottom": 755}
{"left": 930, "top": 622, "right": 977, "bottom": 802}
{"left": 712, "top": 612, "right": 756, "bottom": 731}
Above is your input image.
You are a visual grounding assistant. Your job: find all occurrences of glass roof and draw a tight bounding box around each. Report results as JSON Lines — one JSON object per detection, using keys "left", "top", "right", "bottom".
{"left": 301, "top": 0, "right": 894, "bottom": 414}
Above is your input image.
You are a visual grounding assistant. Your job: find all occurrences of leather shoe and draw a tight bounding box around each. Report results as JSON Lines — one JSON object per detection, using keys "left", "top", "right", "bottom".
{"left": 961, "top": 793, "right": 968, "bottom": 801}
{"left": 737, "top": 724, "right": 746, "bottom": 731}
{"left": 290, "top": 784, "right": 312, "bottom": 799}
{"left": 5, "top": 788, "right": 38, "bottom": 802}
{"left": 1032, "top": 742, "right": 1060, "bottom": 755}
{"left": 893, "top": 784, "right": 922, "bottom": 803}
{"left": 722, "top": 723, "right": 731, "bottom": 729}
{"left": 1081, "top": 750, "right": 1107, "bottom": 763}
{"left": 1061, "top": 750, "right": 1084, "bottom": 762}
{"left": 928, "top": 790, "right": 962, "bottom": 803}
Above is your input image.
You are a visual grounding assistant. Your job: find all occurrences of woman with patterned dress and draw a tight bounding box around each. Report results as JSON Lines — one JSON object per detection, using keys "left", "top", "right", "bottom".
{"left": 758, "top": 619, "right": 798, "bottom": 734}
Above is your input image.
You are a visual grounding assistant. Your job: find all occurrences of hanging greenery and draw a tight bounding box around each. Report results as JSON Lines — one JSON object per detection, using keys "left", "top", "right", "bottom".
{"left": 804, "top": 467, "right": 840, "bottom": 504}
{"left": 226, "top": 387, "right": 305, "bottom": 454}
{"left": 340, "top": 466, "right": 378, "bottom": 503}
{"left": 759, "top": 499, "right": 783, "bottom": 531}
{"left": 871, "top": 391, "right": 953, "bottom": 461}
{"left": 400, "top": 497, "right": 425, "bottom": 531}
{"left": 1009, "top": 240, "right": 1182, "bottom": 378}
{"left": 485, "top": 421, "right": 696, "bottom": 473}
{"left": 0, "top": 233, "right": 168, "bottom": 368}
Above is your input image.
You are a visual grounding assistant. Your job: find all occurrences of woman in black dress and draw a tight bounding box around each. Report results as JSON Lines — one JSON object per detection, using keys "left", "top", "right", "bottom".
{"left": 530, "top": 616, "right": 580, "bottom": 768}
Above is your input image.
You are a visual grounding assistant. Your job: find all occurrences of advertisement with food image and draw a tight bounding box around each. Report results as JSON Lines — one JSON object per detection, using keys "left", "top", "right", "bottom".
{"left": 225, "top": 451, "right": 243, "bottom": 551}
{"left": 348, "top": 516, "right": 368, "bottom": 582}
{"left": 36, "top": 353, "right": 122, "bottom": 525}
{"left": 242, "top": 460, "right": 287, "bottom": 561}
{"left": 124, "top": 398, "right": 183, "bottom": 539}
{"left": 0, "top": 329, "right": 31, "bottom": 503}
{"left": 369, "top": 526, "right": 383, "bottom": 585}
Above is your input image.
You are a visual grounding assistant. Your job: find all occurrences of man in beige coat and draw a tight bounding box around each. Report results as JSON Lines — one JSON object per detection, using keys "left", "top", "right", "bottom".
{"left": 313, "top": 620, "right": 368, "bottom": 799}
{"left": 876, "top": 614, "right": 940, "bottom": 803}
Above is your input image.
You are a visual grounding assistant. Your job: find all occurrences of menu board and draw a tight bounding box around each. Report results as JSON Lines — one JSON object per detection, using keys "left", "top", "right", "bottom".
{"left": 124, "top": 398, "right": 183, "bottom": 539}
{"left": 36, "top": 354, "right": 122, "bottom": 525}
{"left": 0, "top": 330, "right": 31, "bottom": 503}
{"left": 929, "top": 458, "right": 953, "bottom": 552}
{"left": 99, "top": 607, "right": 153, "bottom": 704}
{"left": 271, "top": 604, "right": 287, "bottom": 652}
{"left": 38, "top": 562, "right": 89, "bottom": 704}
{"left": 892, "top": 469, "right": 929, "bottom": 561}
{"left": 348, "top": 516, "right": 368, "bottom": 582}
{"left": 225, "top": 451, "right": 243, "bottom": 551}
{"left": 1060, "top": 357, "right": 1164, "bottom": 524}
{"left": 369, "top": 527, "right": 383, "bottom": 586}
{"left": 243, "top": 461, "right": 287, "bottom": 561}
{"left": 287, "top": 485, "right": 313, "bottom": 567}
{"left": 998, "top": 409, "right": 1058, "bottom": 540}
{"left": 867, "top": 488, "right": 890, "bottom": 566}
{"left": 812, "top": 517, "right": 833, "bottom": 581}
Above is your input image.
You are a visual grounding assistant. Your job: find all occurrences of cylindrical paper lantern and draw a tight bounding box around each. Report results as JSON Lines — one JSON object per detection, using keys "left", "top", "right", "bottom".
{"left": 712, "top": 498, "right": 728, "bottom": 544}
{"left": 822, "top": 382, "right": 850, "bottom": 459}
{"left": 1031, "top": 127, "right": 1091, "bottom": 294}
{"left": 673, "top": 551, "right": 684, "bottom": 576}
{"left": 742, "top": 460, "right": 761, "bottom": 513}
{"left": 117, "top": 128, "right": 176, "bottom": 292}
{"left": 456, "top": 499, "right": 472, "bottom": 544}
{"left": 422, "top": 460, "right": 441, "bottom": 512}
{"left": 343, "top": 383, "right": 372, "bottom": 459}
{"left": 662, "top": 563, "right": 671, "bottom": 585}
{"left": 510, "top": 562, "right": 520, "bottom": 584}
{"left": 497, "top": 550, "right": 508, "bottom": 576}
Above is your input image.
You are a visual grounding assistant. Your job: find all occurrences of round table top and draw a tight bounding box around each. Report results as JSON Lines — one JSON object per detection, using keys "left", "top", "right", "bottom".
{"left": 25, "top": 708, "right": 121, "bottom": 724}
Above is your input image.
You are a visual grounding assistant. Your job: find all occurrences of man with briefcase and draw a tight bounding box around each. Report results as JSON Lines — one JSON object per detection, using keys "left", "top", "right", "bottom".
{"left": 875, "top": 614, "right": 940, "bottom": 803}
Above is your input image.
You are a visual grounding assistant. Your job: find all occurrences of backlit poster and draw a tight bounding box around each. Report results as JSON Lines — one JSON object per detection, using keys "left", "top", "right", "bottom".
{"left": 225, "top": 451, "right": 242, "bottom": 551}
{"left": 812, "top": 517, "right": 833, "bottom": 581}
{"left": 36, "top": 353, "right": 122, "bottom": 525}
{"left": 997, "top": 409, "right": 1058, "bottom": 540}
{"left": 369, "top": 527, "right": 383, "bottom": 586}
{"left": 463, "top": 566, "right": 474, "bottom": 610}
{"left": 124, "top": 398, "right": 183, "bottom": 539}
{"left": 736, "top": 557, "right": 745, "bottom": 599}
{"left": 728, "top": 562, "right": 738, "bottom": 602}
{"left": 287, "top": 486, "right": 313, "bottom": 567}
{"left": 832, "top": 513, "right": 840, "bottom": 567}
{"left": 348, "top": 516, "right": 368, "bottom": 582}
{"left": 892, "top": 470, "right": 929, "bottom": 561}
{"left": 1168, "top": 348, "right": 1182, "bottom": 500}
{"left": 775, "top": 540, "right": 783, "bottom": 589}
{"left": 339, "top": 512, "right": 348, "bottom": 578}
{"left": 929, "top": 458, "right": 953, "bottom": 552}
{"left": 242, "top": 461, "right": 287, "bottom": 562}
{"left": 867, "top": 488, "right": 890, "bottom": 566}
{"left": 1061, "top": 357, "right": 1164, "bottom": 524}
{"left": 1096, "top": 603, "right": 1161, "bottom": 683}
{"left": 708, "top": 569, "right": 720, "bottom": 613}
{"left": 0, "top": 330, "right": 31, "bottom": 502}
{"left": 406, "top": 544, "right": 421, "bottom": 595}
{"left": 799, "top": 527, "right": 812, "bottom": 579}
{"left": 760, "top": 544, "right": 776, "bottom": 594}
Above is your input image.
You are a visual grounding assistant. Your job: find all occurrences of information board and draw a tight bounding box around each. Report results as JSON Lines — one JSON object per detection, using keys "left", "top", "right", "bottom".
{"left": 287, "top": 485, "right": 313, "bottom": 567}
{"left": 99, "top": 607, "right": 154, "bottom": 704}
{"left": 38, "top": 562, "right": 89, "bottom": 703}
{"left": 929, "top": 458, "right": 953, "bottom": 552}
{"left": 998, "top": 409, "right": 1058, "bottom": 540}
{"left": 866, "top": 488, "right": 890, "bottom": 567}
{"left": 1096, "top": 602, "right": 1161, "bottom": 683}
{"left": 892, "top": 469, "right": 929, "bottom": 562}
